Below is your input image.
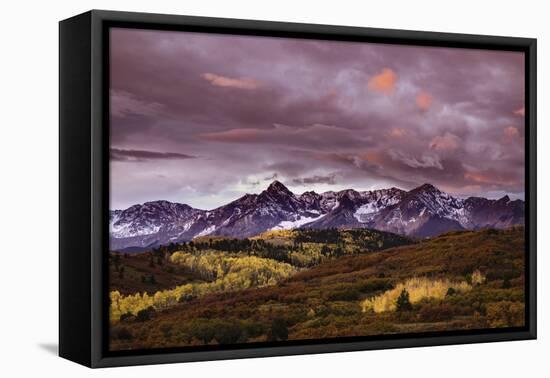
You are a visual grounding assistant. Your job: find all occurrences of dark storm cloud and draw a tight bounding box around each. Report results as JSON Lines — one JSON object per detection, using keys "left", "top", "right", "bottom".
{"left": 110, "top": 148, "right": 196, "bottom": 162}
{"left": 292, "top": 174, "right": 338, "bottom": 186}
{"left": 197, "top": 123, "right": 372, "bottom": 149}
{"left": 264, "top": 173, "right": 279, "bottom": 181}
{"left": 109, "top": 28, "right": 525, "bottom": 209}
{"left": 263, "top": 162, "right": 305, "bottom": 177}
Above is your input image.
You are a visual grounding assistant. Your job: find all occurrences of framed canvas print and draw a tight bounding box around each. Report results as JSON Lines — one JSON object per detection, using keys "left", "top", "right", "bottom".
{"left": 59, "top": 10, "right": 537, "bottom": 368}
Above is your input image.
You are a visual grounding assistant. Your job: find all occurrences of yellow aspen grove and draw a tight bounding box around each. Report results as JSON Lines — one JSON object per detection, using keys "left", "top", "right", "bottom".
{"left": 361, "top": 274, "right": 484, "bottom": 313}
{"left": 110, "top": 253, "right": 297, "bottom": 321}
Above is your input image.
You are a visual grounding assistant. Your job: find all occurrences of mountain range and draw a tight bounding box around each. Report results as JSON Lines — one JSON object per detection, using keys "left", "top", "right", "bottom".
{"left": 110, "top": 181, "right": 524, "bottom": 251}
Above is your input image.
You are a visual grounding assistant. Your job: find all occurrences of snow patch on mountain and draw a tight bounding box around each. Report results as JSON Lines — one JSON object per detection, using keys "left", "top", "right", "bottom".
{"left": 354, "top": 202, "right": 382, "bottom": 222}
{"left": 270, "top": 214, "right": 326, "bottom": 231}
{"left": 194, "top": 225, "right": 216, "bottom": 238}
{"left": 111, "top": 222, "right": 161, "bottom": 238}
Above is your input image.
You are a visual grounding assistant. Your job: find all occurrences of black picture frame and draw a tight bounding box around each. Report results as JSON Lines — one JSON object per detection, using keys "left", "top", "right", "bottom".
{"left": 59, "top": 9, "right": 537, "bottom": 368}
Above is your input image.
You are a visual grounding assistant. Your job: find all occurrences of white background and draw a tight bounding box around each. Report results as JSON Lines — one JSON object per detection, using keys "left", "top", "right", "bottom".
{"left": 0, "top": 0, "right": 547, "bottom": 376}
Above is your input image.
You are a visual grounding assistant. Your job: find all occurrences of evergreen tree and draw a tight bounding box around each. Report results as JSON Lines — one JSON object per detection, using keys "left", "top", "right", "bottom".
{"left": 446, "top": 287, "right": 457, "bottom": 297}
{"left": 136, "top": 306, "right": 154, "bottom": 322}
{"left": 267, "top": 318, "right": 288, "bottom": 341}
{"left": 396, "top": 289, "right": 412, "bottom": 312}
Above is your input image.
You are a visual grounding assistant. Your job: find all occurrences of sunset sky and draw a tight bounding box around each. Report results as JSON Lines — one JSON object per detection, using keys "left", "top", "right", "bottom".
{"left": 110, "top": 28, "right": 525, "bottom": 210}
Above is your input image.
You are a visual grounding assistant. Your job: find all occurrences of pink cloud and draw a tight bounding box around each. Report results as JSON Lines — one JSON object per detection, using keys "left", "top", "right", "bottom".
{"left": 388, "top": 128, "right": 407, "bottom": 138}
{"left": 416, "top": 91, "right": 433, "bottom": 111}
{"left": 361, "top": 150, "right": 386, "bottom": 166}
{"left": 368, "top": 68, "right": 397, "bottom": 94}
{"left": 430, "top": 132, "right": 460, "bottom": 152}
{"left": 464, "top": 169, "right": 519, "bottom": 186}
{"left": 199, "top": 128, "right": 260, "bottom": 142}
{"left": 502, "top": 126, "right": 519, "bottom": 143}
{"left": 202, "top": 73, "right": 260, "bottom": 90}
{"left": 198, "top": 124, "right": 368, "bottom": 148}
{"left": 513, "top": 107, "right": 525, "bottom": 117}
{"left": 464, "top": 172, "right": 493, "bottom": 184}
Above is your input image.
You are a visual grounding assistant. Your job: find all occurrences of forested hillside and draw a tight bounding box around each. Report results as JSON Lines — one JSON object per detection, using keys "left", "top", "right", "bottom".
{"left": 109, "top": 227, "right": 525, "bottom": 350}
{"left": 109, "top": 228, "right": 412, "bottom": 321}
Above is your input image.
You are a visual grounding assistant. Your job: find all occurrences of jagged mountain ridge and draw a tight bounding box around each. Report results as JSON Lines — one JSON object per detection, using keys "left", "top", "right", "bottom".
{"left": 110, "top": 181, "right": 524, "bottom": 251}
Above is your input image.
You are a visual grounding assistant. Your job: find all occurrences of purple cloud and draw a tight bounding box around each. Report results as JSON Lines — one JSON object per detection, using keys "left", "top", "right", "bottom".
{"left": 110, "top": 148, "right": 196, "bottom": 162}
{"left": 109, "top": 27, "right": 525, "bottom": 209}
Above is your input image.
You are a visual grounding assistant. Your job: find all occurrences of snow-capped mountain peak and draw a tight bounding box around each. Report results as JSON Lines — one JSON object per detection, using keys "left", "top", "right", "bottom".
{"left": 266, "top": 180, "right": 293, "bottom": 195}
{"left": 110, "top": 181, "right": 524, "bottom": 251}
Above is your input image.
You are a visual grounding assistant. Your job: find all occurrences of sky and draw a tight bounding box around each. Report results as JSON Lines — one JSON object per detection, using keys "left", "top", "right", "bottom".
{"left": 109, "top": 27, "right": 525, "bottom": 210}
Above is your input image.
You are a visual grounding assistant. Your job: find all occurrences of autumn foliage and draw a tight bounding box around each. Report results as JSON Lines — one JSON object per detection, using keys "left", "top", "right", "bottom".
{"left": 109, "top": 226, "right": 525, "bottom": 350}
{"left": 361, "top": 275, "right": 478, "bottom": 313}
